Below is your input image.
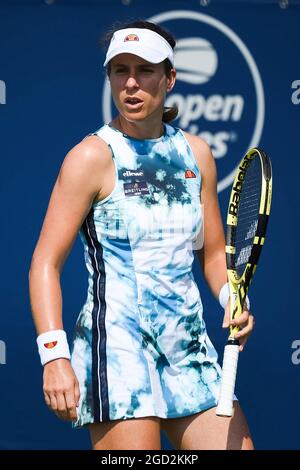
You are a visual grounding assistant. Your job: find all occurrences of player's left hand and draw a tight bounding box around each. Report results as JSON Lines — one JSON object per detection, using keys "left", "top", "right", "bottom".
{"left": 222, "top": 301, "right": 255, "bottom": 352}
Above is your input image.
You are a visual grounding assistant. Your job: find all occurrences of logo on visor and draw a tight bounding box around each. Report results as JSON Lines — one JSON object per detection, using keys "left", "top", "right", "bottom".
{"left": 124, "top": 34, "right": 139, "bottom": 42}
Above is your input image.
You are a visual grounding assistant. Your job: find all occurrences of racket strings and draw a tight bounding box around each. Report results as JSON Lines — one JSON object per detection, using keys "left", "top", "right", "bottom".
{"left": 233, "top": 157, "right": 262, "bottom": 277}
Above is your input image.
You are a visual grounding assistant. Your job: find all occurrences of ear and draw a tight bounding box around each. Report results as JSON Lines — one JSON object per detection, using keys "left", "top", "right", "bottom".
{"left": 166, "top": 68, "right": 176, "bottom": 92}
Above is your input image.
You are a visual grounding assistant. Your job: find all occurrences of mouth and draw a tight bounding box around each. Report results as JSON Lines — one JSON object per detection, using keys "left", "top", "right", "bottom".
{"left": 124, "top": 97, "right": 143, "bottom": 108}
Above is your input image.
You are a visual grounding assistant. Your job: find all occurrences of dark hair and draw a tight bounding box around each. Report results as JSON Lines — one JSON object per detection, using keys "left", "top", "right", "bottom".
{"left": 102, "top": 20, "right": 178, "bottom": 123}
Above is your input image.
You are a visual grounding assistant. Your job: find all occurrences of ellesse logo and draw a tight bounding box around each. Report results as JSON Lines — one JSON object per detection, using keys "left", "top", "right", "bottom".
{"left": 124, "top": 34, "right": 139, "bottom": 42}
{"left": 185, "top": 169, "right": 196, "bottom": 178}
{"left": 122, "top": 169, "right": 144, "bottom": 178}
{"left": 44, "top": 341, "right": 58, "bottom": 349}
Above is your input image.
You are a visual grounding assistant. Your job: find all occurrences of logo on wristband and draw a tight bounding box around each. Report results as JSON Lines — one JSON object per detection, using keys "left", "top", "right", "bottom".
{"left": 44, "top": 341, "right": 58, "bottom": 349}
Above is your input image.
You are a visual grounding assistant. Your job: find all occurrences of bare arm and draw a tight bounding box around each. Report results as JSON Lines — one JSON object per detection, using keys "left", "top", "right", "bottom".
{"left": 29, "top": 136, "right": 110, "bottom": 334}
{"left": 184, "top": 133, "right": 227, "bottom": 300}
{"left": 29, "top": 135, "right": 111, "bottom": 421}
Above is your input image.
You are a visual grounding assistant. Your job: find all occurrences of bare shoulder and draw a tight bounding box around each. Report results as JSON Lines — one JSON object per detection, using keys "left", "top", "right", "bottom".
{"left": 182, "top": 131, "right": 217, "bottom": 185}
{"left": 62, "top": 134, "right": 111, "bottom": 173}
{"left": 58, "top": 134, "right": 112, "bottom": 198}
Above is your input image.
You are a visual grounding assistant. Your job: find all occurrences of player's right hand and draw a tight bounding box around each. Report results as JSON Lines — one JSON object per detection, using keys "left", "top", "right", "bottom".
{"left": 222, "top": 300, "right": 255, "bottom": 352}
{"left": 43, "top": 358, "right": 80, "bottom": 421}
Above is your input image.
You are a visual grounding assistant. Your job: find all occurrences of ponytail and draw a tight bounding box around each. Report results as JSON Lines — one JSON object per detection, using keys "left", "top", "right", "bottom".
{"left": 162, "top": 105, "right": 178, "bottom": 123}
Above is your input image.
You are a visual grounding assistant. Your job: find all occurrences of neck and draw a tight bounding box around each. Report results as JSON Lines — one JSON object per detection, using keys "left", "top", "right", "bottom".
{"left": 112, "top": 115, "right": 164, "bottom": 140}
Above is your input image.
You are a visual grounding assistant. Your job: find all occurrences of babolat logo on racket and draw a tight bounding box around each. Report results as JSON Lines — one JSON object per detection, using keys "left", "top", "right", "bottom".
{"left": 102, "top": 11, "right": 265, "bottom": 193}
{"left": 44, "top": 341, "right": 58, "bottom": 349}
{"left": 228, "top": 153, "right": 252, "bottom": 217}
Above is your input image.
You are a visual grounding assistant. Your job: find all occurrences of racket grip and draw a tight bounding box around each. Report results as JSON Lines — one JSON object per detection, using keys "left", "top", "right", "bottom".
{"left": 216, "top": 342, "right": 240, "bottom": 417}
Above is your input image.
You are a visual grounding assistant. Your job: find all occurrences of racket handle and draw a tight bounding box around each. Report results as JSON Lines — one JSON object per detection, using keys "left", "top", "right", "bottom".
{"left": 216, "top": 342, "right": 240, "bottom": 417}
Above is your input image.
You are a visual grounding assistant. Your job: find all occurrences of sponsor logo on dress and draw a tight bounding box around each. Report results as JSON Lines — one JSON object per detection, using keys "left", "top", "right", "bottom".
{"left": 123, "top": 169, "right": 145, "bottom": 178}
{"left": 185, "top": 169, "right": 196, "bottom": 178}
{"left": 123, "top": 181, "right": 150, "bottom": 197}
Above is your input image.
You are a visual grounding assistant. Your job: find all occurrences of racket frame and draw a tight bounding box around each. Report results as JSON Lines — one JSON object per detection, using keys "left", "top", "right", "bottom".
{"left": 216, "top": 147, "right": 272, "bottom": 417}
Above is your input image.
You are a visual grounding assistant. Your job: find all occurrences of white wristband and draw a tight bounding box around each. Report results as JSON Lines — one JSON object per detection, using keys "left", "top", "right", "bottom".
{"left": 36, "top": 329, "right": 71, "bottom": 366}
{"left": 218, "top": 282, "right": 250, "bottom": 310}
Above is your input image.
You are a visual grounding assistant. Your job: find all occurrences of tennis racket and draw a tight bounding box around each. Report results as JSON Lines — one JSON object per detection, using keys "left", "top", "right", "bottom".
{"left": 216, "top": 147, "right": 272, "bottom": 417}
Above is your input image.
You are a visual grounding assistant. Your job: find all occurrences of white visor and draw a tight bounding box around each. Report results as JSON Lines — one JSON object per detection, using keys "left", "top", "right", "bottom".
{"left": 103, "top": 28, "right": 174, "bottom": 67}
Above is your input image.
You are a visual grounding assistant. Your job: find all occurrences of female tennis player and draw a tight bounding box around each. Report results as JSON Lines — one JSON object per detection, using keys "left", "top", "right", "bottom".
{"left": 29, "top": 20, "right": 254, "bottom": 450}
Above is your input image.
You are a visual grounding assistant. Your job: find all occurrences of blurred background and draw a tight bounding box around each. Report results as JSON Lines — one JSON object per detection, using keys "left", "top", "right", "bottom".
{"left": 0, "top": 0, "right": 299, "bottom": 449}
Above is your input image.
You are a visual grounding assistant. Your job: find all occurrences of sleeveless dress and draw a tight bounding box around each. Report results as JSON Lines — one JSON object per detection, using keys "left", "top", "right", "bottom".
{"left": 71, "top": 123, "right": 222, "bottom": 428}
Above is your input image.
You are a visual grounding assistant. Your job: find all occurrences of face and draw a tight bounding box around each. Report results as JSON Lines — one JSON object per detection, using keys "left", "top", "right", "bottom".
{"left": 109, "top": 53, "right": 176, "bottom": 124}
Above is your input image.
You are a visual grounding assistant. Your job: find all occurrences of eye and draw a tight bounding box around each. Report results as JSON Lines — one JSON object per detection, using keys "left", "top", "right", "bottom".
{"left": 113, "top": 67, "right": 127, "bottom": 74}
{"left": 140, "top": 67, "right": 154, "bottom": 74}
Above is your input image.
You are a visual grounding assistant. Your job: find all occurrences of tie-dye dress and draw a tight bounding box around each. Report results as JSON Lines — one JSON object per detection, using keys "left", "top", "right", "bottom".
{"left": 71, "top": 123, "right": 222, "bottom": 427}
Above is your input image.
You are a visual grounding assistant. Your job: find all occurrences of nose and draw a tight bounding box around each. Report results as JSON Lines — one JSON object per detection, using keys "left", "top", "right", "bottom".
{"left": 125, "top": 71, "right": 139, "bottom": 90}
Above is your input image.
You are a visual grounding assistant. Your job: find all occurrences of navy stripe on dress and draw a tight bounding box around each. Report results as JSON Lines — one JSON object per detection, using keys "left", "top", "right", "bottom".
{"left": 81, "top": 208, "right": 109, "bottom": 422}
